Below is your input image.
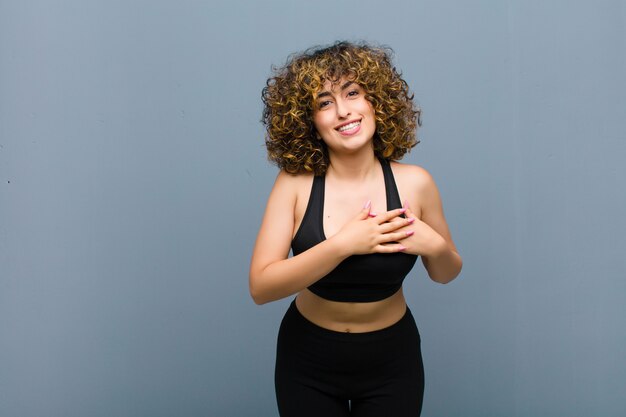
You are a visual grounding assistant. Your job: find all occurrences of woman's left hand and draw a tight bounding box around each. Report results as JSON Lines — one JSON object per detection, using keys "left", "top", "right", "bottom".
{"left": 394, "top": 202, "right": 447, "bottom": 258}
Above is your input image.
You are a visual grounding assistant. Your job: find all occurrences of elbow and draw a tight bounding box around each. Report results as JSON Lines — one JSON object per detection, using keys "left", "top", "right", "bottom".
{"left": 249, "top": 274, "right": 270, "bottom": 305}
{"left": 250, "top": 288, "right": 269, "bottom": 305}
{"left": 429, "top": 259, "right": 463, "bottom": 285}
{"left": 251, "top": 296, "right": 268, "bottom": 306}
{"left": 249, "top": 281, "right": 264, "bottom": 305}
{"left": 430, "top": 275, "right": 457, "bottom": 284}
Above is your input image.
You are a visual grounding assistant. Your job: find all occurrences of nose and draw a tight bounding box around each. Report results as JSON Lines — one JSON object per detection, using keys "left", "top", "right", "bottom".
{"left": 335, "top": 98, "right": 350, "bottom": 119}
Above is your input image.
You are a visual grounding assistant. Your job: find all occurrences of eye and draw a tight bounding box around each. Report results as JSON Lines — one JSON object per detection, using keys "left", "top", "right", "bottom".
{"left": 347, "top": 90, "right": 359, "bottom": 97}
{"left": 318, "top": 100, "right": 332, "bottom": 109}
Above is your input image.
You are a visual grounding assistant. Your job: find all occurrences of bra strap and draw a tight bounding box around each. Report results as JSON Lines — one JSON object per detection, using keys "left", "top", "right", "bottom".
{"left": 311, "top": 174, "right": 325, "bottom": 235}
{"left": 380, "top": 159, "right": 403, "bottom": 210}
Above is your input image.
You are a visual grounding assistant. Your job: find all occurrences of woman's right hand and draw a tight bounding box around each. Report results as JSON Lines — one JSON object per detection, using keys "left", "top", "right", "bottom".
{"left": 331, "top": 202, "right": 415, "bottom": 256}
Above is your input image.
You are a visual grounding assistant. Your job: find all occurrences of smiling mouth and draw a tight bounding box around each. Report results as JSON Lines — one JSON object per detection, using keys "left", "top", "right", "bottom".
{"left": 337, "top": 120, "right": 361, "bottom": 132}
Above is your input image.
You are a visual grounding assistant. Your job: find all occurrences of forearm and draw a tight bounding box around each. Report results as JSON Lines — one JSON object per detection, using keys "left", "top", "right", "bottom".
{"left": 422, "top": 240, "right": 463, "bottom": 284}
{"left": 250, "top": 238, "right": 349, "bottom": 304}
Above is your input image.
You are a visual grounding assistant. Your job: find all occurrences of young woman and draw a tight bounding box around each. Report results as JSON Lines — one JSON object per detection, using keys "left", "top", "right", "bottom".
{"left": 250, "top": 41, "right": 462, "bottom": 417}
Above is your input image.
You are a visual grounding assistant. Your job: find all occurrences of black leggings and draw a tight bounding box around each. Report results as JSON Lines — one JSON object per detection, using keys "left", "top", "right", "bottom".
{"left": 275, "top": 301, "right": 424, "bottom": 417}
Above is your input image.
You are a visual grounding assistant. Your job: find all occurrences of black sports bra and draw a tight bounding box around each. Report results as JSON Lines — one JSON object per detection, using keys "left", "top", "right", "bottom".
{"left": 291, "top": 159, "right": 418, "bottom": 302}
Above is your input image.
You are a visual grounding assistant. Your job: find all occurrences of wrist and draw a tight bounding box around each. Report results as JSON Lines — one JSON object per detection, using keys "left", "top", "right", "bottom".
{"left": 426, "top": 235, "right": 448, "bottom": 258}
{"left": 326, "top": 234, "right": 353, "bottom": 259}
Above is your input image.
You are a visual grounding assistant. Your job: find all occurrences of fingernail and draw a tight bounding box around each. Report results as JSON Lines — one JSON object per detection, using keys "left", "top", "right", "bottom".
{"left": 406, "top": 231, "right": 414, "bottom": 236}
{"left": 407, "top": 218, "right": 415, "bottom": 224}
{"left": 369, "top": 212, "right": 377, "bottom": 217}
{"left": 363, "top": 200, "right": 371, "bottom": 209}
{"left": 398, "top": 245, "right": 406, "bottom": 251}
{"left": 399, "top": 208, "right": 406, "bottom": 213}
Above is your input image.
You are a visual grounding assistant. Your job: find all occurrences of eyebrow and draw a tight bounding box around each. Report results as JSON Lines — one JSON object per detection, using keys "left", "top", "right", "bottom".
{"left": 316, "top": 80, "right": 355, "bottom": 99}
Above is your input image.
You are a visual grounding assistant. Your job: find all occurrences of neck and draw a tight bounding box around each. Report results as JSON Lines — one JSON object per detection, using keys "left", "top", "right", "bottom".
{"left": 326, "top": 148, "right": 379, "bottom": 181}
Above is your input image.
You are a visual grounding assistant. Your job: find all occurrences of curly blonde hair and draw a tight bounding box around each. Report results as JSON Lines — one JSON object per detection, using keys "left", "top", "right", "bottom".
{"left": 261, "top": 41, "right": 420, "bottom": 175}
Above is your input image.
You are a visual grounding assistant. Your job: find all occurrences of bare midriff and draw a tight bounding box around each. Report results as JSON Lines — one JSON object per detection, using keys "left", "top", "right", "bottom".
{"left": 295, "top": 288, "right": 407, "bottom": 333}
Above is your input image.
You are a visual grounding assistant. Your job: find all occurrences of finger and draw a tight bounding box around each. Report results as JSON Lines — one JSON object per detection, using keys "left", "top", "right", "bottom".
{"left": 357, "top": 200, "right": 372, "bottom": 220}
{"left": 375, "top": 207, "right": 407, "bottom": 224}
{"left": 379, "top": 230, "right": 413, "bottom": 243}
{"left": 374, "top": 243, "right": 407, "bottom": 253}
{"left": 379, "top": 216, "right": 415, "bottom": 233}
{"left": 368, "top": 202, "right": 378, "bottom": 217}
{"left": 403, "top": 200, "right": 418, "bottom": 220}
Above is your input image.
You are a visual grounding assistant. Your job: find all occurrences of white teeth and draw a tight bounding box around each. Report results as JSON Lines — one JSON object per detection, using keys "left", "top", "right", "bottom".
{"left": 338, "top": 121, "right": 360, "bottom": 132}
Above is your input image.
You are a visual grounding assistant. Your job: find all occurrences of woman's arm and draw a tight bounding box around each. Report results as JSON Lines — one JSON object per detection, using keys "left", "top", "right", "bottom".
{"left": 249, "top": 171, "right": 346, "bottom": 304}
{"left": 397, "top": 165, "right": 463, "bottom": 284}
{"left": 249, "top": 171, "right": 411, "bottom": 304}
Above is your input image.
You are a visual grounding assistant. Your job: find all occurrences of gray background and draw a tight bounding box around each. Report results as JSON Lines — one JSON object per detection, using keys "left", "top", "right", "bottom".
{"left": 1, "top": 0, "right": 625, "bottom": 416}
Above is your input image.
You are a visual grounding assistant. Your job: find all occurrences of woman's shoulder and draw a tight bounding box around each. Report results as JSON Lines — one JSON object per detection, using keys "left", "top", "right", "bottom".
{"left": 274, "top": 169, "right": 315, "bottom": 186}
{"left": 389, "top": 161, "right": 436, "bottom": 191}
{"left": 270, "top": 169, "right": 316, "bottom": 198}
{"left": 270, "top": 170, "right": 316, "bottom": 222}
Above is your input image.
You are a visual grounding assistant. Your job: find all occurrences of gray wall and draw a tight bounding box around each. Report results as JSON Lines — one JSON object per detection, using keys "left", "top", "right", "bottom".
{"left": 1, "top": 1, "right": 625, "bottom": 416}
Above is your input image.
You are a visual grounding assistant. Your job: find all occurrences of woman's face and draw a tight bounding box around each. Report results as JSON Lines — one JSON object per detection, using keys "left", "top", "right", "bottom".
{"left": 313, "top": 78, "right": 376, "bottom": 155}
